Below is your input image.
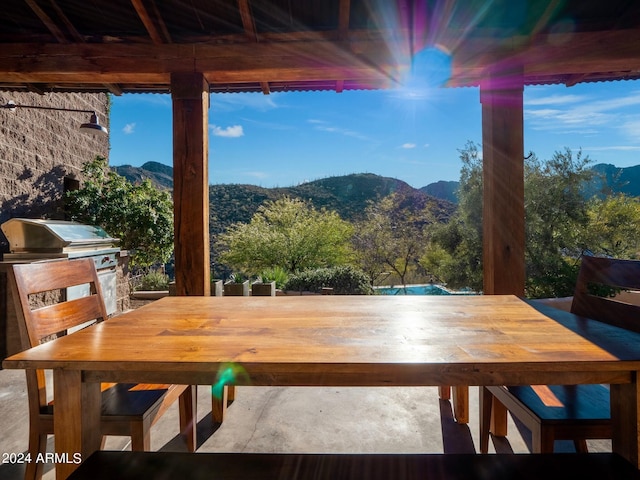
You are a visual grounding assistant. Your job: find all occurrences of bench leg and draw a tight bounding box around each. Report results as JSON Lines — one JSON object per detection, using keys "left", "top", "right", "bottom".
{"left": 438, "top": 385, "right": 451, "bottom": 400}
{"left": 452, "top": 386, "right": 469, "bottom": 424}
{"left": 479, "top": 387, "right": 492, "bottom": 453}
{"left": 532, "top": 426, "right": 555, "bottom": 453}
{"left": 490, "top": 396, "right": 508, "bottom": 437}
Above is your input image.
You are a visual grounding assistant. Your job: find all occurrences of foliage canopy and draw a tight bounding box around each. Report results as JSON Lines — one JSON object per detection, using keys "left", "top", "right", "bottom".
{"left": 65, "top": 156, "right": 174, "bottom": 267}
{"left": 217, "top": 196, "right": 354, "bottom": 275}
{"left": 426, "top": 143, "right": 640, "bottom": 298}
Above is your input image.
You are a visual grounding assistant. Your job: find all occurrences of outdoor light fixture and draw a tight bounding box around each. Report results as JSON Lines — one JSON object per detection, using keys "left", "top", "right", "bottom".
{"left": 1, "top": 100, "right": 108, "bottom": 135}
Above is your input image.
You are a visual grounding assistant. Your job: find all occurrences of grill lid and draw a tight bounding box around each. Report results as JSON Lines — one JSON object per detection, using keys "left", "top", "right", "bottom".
{"left": 1, "top": 219, "right": 119, "bottom": 253}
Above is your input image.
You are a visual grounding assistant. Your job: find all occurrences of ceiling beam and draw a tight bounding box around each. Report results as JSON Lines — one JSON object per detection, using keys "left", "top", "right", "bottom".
{"left": 238, "top": 0, "right": 270, "bottom": 94}
{"left": 0, "top": 39, "right": 398, "bottom": 85}
{"left": 26, "top": 0, "right": 125, "bottom": 94}
{"left": 338, "top": 0, "right": 351, "bottom": 40}
{"left": 24, "top": 0, "right": 69, "bottom": 43}
{"left": 446, "top": 29, "right": 640, "bottom": 86}
{"left": 48, "top": 0, "right": 84, "bottom": 42}
{"left": 238, "top": 0, "right": 258, "bottom": 42}
{"left": 131, "top": 0, "right": 172, "bottom": 44}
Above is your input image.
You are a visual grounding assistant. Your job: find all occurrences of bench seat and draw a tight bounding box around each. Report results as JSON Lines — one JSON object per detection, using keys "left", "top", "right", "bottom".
{"left": 68, "top": 451, "right": 640, "bottom": 480}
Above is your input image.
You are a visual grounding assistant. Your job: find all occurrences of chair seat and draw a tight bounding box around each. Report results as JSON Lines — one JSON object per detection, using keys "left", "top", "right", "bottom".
{"left": 101, "top": 384, "right": 170, "bottom": 418}
{"left": 41, "top": 383, "right": 170, "bottom": 418}
{"left": 505, "top": 384, "right": 610, "bottom": 422}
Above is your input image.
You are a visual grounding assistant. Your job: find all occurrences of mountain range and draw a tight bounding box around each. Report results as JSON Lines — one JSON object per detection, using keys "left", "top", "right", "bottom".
{"left": 113, "top": 162, "right": 459, "bottom": 229}
{"left": 112, "top": 161, "right": 640, "bottom": 231}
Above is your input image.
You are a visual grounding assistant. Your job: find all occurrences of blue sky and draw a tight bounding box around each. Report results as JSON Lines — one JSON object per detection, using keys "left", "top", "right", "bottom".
{"left": 110, "top": 74, "right": 640, "bottom": 189}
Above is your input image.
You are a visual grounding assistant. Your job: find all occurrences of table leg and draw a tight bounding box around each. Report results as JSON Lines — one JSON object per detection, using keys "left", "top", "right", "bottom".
{"left": 53, "top": 370, "right": 101, "bottom": 479}
{"left": 611, "top": 379, "right": 640, "bottom": 468}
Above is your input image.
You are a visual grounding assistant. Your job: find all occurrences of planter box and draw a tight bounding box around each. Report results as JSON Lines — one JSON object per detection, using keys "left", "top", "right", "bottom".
{"left": 251, "top": 281, "right": 276, "bottom": 296}
{"left": 168, "top": 280, "right": 223, "bottom": 296}
{"left": 211, "top": 279, "right": 223, "bottom": 297}
{"left": 223, "top": 280, "right": 249, "bottom": 296}
{"left": 131, "top": 290, "right": 169, "bottom": 300}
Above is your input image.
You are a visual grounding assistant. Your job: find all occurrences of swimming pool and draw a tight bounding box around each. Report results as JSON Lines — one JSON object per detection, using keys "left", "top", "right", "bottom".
{"left": 376, "top": 284, "right": 453, "bottom": 295}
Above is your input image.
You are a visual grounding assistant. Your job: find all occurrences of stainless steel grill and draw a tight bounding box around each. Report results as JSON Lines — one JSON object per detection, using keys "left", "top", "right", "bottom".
{"left": 1, "top": 219, "right": 120, "bottom": 314}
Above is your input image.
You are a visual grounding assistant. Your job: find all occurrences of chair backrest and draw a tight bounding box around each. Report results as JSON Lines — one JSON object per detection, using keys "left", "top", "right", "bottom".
{"left": 10, "top": 258, "right": 109, "bottom": 349}
{"left": 9, "top": 258, "right": 109, "bottom": 413}
{"left": 571, "top": 256, "right": 640, "bottom": 333}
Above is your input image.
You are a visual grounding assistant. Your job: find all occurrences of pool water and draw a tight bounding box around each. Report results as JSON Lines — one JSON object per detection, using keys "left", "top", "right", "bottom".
{"left": 376, "top": 284, "right": 452, "bottom": 295}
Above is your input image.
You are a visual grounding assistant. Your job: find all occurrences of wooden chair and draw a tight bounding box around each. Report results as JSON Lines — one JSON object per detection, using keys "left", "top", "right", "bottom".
{"left": 8, "top": 258, "right": 196, "bottom": 480}
{"left": 480, "top": 256, "right": 640, "bottom": 454}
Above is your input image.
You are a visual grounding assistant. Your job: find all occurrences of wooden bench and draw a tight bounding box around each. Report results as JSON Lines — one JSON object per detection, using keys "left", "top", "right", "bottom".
{"left": 68, "top": 451, "right": 640, "bottom": 479}
{"left": 481, "top": 256, "right": 640, "bottom": 453}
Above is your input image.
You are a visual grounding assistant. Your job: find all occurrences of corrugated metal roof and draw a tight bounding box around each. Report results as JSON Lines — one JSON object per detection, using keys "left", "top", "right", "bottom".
{"left": 0, "top": 0, "right": 639, "bottom": 94}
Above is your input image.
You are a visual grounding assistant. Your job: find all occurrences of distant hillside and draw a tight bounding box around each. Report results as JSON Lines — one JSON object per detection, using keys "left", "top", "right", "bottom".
{"left": 112, "top": 161, "right": 174, "bottom": 190}
{"left": 112, "top": 162, "right": 640, "bottom": 228}
{"left": 588, "top": 163, "right": 640, "bottom": 197}
{"left": 208, "top": 173, "right": 456, "bottom": 236}
{"left": 420, "top": 180, "right": 459, "bottom": 204}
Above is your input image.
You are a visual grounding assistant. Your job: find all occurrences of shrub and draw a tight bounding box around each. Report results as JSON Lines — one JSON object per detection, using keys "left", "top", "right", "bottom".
{"left": 137, "top": 271, "right": 169, "bottom": 291}
{"left": 258, "top": 267, "right": 289, "bottom": 290}
{"left": 284, "top": 265, "right": 373, "bottom": 295}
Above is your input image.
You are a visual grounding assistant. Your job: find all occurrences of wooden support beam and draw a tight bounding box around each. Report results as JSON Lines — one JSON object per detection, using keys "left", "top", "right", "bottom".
{"left": 25, "top": 0, "right": 69, "bottom": 43}
{"left": 338, "top": 0, "right": 351, "bottom": 40}
{"left": 0, "top": 39, "right": 397, "bottom": 90}
{"left": 238, "top": 0, "right": 258, "bottom": 42}
{"left": 171, "top": 72, "right": 211, "bottom": 296}
{"left": 480, "top": 69, "right": 525, "bottom": 296}
{"left": 238, "top": 0, "right": 270, "bottom": 95}
{"left": 48, "top": 0, "right": 84, "bottom": 42}
{"left": 131, "top": 0, "right": 172, "bottom": 44}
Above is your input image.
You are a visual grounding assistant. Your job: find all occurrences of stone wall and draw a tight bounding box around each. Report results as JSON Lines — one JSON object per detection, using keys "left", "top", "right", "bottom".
{"left": 0, "top": 92, "right": 134, "bottom": 364}
{"left": 0, "top": 91, "right": 110, "bottom": 252}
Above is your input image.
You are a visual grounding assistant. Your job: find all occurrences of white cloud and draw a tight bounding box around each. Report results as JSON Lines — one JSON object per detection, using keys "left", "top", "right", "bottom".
{"left": 622, "top": 119, "right": 640, "bottom": 138}
{"left": 211, "top": 125, "right": 244, "bottom": 138}
{"left": 211, "top": 93, "right": 278, "bottom": 112}
{"left": 123, "top": 123, "right": 136, "bottom": 134}
{"left": 525, "top": 94, "right": 585, "bottom": 106}
{"left": 583, "top": 145, "right": 640, "bottom": 152}
{"left": 401, "top": 143, "right": 416, "bottom": 149}
{"left": 526, "top": 90, "right": 640, "bottom": 135}
{"left": 311, "top": 121, "right": 369, "bottom": 141}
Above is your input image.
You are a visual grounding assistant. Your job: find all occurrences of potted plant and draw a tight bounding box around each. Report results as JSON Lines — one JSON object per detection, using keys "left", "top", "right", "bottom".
{"left": 251, "top": 274, "right": 276, "bottom": 296}
{"left": 223, "top": 273, "right": 249, "bottom": 296}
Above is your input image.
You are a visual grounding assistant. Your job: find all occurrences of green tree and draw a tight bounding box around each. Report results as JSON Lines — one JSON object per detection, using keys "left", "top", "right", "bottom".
{"left": 422, "top": 141, "right": 483, "bottom": 292}
{"left": 217, "top": 196, "right": 353, "bottom": 274}
{"left": 65, "top": 156, "right": 174, "bottom": 267}
{"left": 524, "top": 148, "right": 595, "bottom": 297}
{"left": 353, "top": 193, "right": 433, "bottom": 287}
{"left": 584, "top": 194, "right": 640, "bottom": 259}
{"left": 428, "top": 144, "right": 603, "bottom": 298}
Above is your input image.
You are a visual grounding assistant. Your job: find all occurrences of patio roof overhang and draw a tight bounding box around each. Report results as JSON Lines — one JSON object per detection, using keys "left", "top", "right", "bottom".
{"left": 2, "top": 0, "right": 639, "bottom": 295}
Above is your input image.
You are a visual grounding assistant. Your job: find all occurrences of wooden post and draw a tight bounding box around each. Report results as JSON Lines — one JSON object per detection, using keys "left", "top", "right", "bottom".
{"left": 480, "top": 70, "right": 525, "bottom": 296}
{"left": 171, "top": 72, "right": 211, "bottom": 296}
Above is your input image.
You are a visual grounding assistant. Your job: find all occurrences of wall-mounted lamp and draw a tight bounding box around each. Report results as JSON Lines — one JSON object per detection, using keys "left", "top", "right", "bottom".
{"left": 1, "top": 100, "right": 108, "bottom": 136}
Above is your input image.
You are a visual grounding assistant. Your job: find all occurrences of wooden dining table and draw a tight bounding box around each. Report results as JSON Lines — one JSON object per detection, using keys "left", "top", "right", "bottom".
{"left": 4, "top": 294, "right": 640, "bottom": 478}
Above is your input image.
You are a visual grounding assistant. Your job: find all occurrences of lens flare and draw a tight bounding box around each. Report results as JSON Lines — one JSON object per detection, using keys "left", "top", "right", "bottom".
{"left": 211, "top": 363, "right": 249, "bottom": 399}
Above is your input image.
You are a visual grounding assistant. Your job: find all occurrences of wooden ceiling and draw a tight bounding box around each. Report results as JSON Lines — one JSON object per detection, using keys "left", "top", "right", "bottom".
{"left": 1, "top": 0, "right": 640, "bottom": 95}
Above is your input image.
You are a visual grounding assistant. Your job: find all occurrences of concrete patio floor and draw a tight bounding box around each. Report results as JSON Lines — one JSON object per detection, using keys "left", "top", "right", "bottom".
{"left": 0, "top": 367, "right": 612, "bottom": 479}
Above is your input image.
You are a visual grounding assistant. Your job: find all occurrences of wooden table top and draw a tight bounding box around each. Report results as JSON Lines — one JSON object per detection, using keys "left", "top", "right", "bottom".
{"left": 5, "top": 295, "right": 640, "bottom": 387}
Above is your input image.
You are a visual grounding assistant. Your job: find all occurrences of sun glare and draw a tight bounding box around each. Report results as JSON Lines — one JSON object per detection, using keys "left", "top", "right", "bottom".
{"left": 394, "top": 46, "right": 453, "bottom": 101}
